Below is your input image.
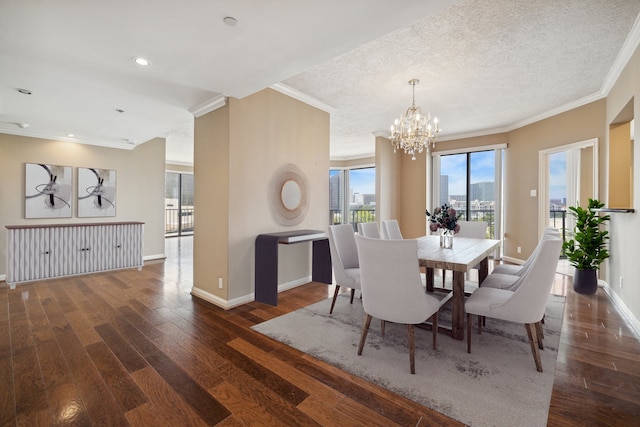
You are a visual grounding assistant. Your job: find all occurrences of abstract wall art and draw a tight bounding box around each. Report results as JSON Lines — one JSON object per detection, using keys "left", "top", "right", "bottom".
{"left": 77, "top": 167, "right": 116, "bottom": 217}
{"left": 25, "top": 163, "right": 73, "bottom": 218}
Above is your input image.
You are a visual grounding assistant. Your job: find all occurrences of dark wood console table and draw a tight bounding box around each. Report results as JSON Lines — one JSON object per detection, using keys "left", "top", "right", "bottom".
{"left": 255, "top": 229, "right": 332, "bottom": 305}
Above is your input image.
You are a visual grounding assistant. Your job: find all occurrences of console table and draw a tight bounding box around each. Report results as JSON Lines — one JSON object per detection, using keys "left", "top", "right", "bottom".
{"left": 255, "top": 229, "right": 332, "bottom": 305}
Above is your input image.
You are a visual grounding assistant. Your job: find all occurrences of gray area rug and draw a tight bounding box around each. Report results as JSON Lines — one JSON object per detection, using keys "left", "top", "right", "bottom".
{"left": 252, "top": 292, "right": 565, "bottom": 426}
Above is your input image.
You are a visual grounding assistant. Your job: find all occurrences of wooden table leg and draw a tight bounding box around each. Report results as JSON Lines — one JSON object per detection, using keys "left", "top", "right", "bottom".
{"left": 478, "top": 257, "right": 489, "bottom": 285}
{"left": 426, "top": 267, "right": 434, "bottom": 292}
{"left": 452, "top": 271, "right": 465, "bottom": 340}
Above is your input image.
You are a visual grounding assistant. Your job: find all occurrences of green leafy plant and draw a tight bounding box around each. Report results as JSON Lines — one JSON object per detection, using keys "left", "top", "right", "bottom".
{"left": 562, "top": 198, "right": 610, "bottom": 270}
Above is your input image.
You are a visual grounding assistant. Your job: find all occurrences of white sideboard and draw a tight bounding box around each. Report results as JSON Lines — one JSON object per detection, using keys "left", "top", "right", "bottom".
{"left": 5, "top": 222, "right": 144, "bottom": 287}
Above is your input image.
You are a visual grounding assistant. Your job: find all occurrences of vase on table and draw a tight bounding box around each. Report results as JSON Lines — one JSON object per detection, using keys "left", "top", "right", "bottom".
{"left": 440, "top": 229, "right": 453, "bottom": 248}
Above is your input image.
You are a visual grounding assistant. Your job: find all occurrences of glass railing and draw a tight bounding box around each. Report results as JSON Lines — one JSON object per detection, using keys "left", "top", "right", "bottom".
{"left": 165, "top": 208, "right": 194, "bottom": 236}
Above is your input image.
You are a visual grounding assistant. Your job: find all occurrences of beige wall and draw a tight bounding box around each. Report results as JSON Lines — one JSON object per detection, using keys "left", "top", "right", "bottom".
{"left": 193, "top": 88, "right": 330, "bottom": 306}
{"left": 506, "top": 100, "right": 606, "bottom": 259}
{"left": 193, "top": 105, "right": 230, "bottom": 301}
{"left": 0, "top": 134, "right": 167, "bottom": 276}
{"left": 605, "top": 44, "right": 640, "bottom": 322}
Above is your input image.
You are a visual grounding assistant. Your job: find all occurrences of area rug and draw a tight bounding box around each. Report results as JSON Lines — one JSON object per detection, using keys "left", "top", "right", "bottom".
{"left": 252, "top": 292, "right": 565, "bottom": 427}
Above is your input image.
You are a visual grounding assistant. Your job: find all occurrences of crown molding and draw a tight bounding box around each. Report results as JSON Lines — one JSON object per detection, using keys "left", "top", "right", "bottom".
{"left": 270, "top": 83, "right": 334, "bottom": 113}
{"left": 0, "top": 126, "right": 137, "bottom": 150}
{"left": 601, "top": 11, "right": 640, "bottom": 96}
{"left": 190, "top": 95, "right": 227, "bottom": 118}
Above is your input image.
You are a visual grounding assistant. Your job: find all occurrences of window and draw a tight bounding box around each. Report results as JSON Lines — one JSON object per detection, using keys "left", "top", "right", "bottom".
{"left": 165, "top": 172, "right": 194, "bottom": 236}
{"left": 432, "top": 146, "right": 504, "bottom": 240}
{"left": 329, "top": 167, "right": 376, "bottom": 230}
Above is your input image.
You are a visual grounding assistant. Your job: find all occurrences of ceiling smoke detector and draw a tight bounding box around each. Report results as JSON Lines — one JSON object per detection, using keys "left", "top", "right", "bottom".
{"left": 17, "top": 88, "right": 32, "bottom": 95}
{"left": 16, "top": 122, "right": 29, "bottom": 129}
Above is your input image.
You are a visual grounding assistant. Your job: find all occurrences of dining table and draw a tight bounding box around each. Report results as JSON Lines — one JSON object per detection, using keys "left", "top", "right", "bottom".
{"left": 416, "top": 235, "right": 501, "bottom": 340}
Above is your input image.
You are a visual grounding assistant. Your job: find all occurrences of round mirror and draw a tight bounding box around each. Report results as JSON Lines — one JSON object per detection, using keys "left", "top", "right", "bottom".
{"left": 269, "top": 163, "right": 310, "bottom": 226}
{"left": 281, "top": 179, "right": 301, "bottom": 211}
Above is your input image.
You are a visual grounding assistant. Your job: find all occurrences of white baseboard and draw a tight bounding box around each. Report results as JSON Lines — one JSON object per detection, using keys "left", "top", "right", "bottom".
{"left": 601, "top": 280, "right": 640, "bottom": 340}
{"left": 191, "top": 276, "right": 313, "bottom": 310}
{"left": 144, "top": 253, "right": 166, "bottom": 261}
{"left": 0, "top": 274, "right": 5, "bottom": 282}
{"left": 501, "top": 256, "right": 525, "bottom": 265}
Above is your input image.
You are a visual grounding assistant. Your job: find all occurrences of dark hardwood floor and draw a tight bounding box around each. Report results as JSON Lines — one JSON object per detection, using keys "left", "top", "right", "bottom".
{"left": 1, "top": 236, "right": 639, "bottom": 426}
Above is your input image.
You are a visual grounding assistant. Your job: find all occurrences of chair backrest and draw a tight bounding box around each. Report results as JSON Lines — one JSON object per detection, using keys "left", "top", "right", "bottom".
{"left": 381, "top": 219, "right": 403, "bottom": 240}
{"left": 515, "top": 231, "right": 561, "bottom": 277}
{"left": 455, "top": 221, "right": 487, "bottom": 239}
{"left": 355, "top": 235, "right": 440, "bottom": 324}
{"left": 327, "top": 225, "right": 359, "bottom": 287}
{"left": 493, "top": 237, "right": 562, "bottom": 324}
{"left": 357, "top": 222, "right": 381, "bottom": 239}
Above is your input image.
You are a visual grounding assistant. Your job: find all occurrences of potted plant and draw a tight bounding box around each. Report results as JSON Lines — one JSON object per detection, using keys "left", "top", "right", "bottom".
{"left": 562, "top": 198, "right": 610, "bottom": 294}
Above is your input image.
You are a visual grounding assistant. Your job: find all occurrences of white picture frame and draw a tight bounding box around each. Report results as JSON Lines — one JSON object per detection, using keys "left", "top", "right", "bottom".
{"left": 77, "top": 167, "right": 116, "bottom": 217}
{"left": 25, "top": 163, "right": 72, "bottom": 218}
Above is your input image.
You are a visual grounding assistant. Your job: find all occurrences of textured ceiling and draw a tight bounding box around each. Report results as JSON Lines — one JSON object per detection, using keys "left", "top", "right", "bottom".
{"left": 1, "top": 0, "right": 639, "bottom": 163}
{"left": 284, "top": 0, "right": 640, "bottom": 159}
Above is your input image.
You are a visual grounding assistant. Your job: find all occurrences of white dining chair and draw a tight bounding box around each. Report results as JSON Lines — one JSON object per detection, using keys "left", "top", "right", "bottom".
{"left": 491, "top": 228, "right": 561, "bottom": 278}
{"left": 355, "top": 235, "right": 451, "bottom": 374}
{"left": 326, "top": 224, "right": 361, "bottom": 314}
{"left": 380, "top": 219, "right": 403, "bottom": 240}
{"left": 357, "top": 222, "right": 381, "bottom": 239}
{"left": 465, "top": 237, "right": 562, "bottom": 372}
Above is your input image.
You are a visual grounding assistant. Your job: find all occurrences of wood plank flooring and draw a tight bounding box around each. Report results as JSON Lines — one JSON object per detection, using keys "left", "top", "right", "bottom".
{"left": 1, "top": 236, "right": 639, "bottom": 426}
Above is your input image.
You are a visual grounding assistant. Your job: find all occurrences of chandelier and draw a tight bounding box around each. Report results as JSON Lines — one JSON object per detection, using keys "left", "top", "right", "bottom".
{"left": 390, "top": 79, "right": 440, "bottom": 160}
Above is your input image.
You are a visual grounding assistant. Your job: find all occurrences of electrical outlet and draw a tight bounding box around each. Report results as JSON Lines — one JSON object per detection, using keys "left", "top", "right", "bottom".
{"left": 517, "top": 246, "right": 522, "bottom": 254}
{"left": 619, "top": 277, "right": 623, "bottom": 289}
{"left": 218, "top": 277, "right": 224, "bottom": 289}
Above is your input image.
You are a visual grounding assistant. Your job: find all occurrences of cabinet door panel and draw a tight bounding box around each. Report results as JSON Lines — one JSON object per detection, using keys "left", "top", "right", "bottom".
{"left": 6, "top": 228, "right": 50, "bottom": 282}
{"left": 84, "top": 225, "right": 116, "bottom": 273}
{"left": 115, "top": 223, "right": 143, "bottom": 268}
{"left": 49, "top": 226, "right": 82, "bottom": 276}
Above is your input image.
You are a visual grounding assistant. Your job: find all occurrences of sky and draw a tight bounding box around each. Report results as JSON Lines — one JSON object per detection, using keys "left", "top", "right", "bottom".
{"left": 441, "top": 151, "right": 495, "bottom": 195}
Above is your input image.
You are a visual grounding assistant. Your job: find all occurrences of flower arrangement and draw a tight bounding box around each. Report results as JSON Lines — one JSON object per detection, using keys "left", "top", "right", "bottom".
{"left": 426, "top": 203, "right": 461, "bottom": 233}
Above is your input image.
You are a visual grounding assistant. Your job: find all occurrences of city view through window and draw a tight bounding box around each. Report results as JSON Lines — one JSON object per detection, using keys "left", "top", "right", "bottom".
{"left": 329, "top": 151, "right": 567, "bottom": 240}
{"left": 330, "top": 168, "right": 375, "bottom": 227}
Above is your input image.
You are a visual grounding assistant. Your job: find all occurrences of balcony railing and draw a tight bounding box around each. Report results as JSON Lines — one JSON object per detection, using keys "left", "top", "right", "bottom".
{"left": 328, "top": 208, "right": 568, "bottom": 243}
{"left": 330, "top": 209, "right": 375, "bottom": 231}
{"left": 165, "top": 208, "right": 194, "bottom": 235}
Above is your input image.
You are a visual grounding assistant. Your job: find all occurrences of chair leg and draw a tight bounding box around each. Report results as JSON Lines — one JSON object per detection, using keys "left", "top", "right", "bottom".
{"left": 478, "top": 315, "right": 482, "bottom": 334}
{"left": 467, "top": 313, "right": 472, "bottom": 353}
{"left": 408, "top": 324, "right": 416, "bottom": 374}
{"left": 431, "top": 313, "right": 438, "bottom": 350}
{"left": 535, "top": 322, "right": 544, "bottom": 350}
{"left": 350, "top": 288, "right": 356, "bottom": 304}
{"left": 442, "top": 269, "right": 446, "bottom": 287}
{"left": 357, "top": 314, "right": 372, "bottom": 356}
{"left": 329, "top": 285, "right": 341, "bottom": 314}
{"left": 381, "top": 320, "right": 386, "bottom": 336}
{"left": 525, "top": 323, "right": 543, "bottom": 372}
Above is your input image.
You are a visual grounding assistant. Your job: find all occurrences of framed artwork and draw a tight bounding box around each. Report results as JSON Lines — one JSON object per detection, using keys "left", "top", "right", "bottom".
{"left": 25, "top": 163, "right": 72, "bottom": 218}
{"left": 77, "top": 167, "right": 116, "bottom": 217}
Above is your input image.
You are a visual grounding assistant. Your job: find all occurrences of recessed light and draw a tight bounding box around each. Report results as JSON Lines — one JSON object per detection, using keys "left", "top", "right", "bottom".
{"left": 17, "top": 88, "right": 32, "bottom": 95}
{"left": 67, "top": 133, "right": 75, "bottom": 138}
{"left": 16, "top": 122, "right": 29, "bottom": 129}
{"left": 223, "top": 16, "right": 238, "bottom": 27}
{"left": 134, "top": 57, "right": 151, "bottom": 66}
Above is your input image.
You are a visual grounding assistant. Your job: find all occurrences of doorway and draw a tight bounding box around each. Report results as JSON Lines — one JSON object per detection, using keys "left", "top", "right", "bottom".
{"left": 538, "top": 138, "right": 598, "bottom": 270}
